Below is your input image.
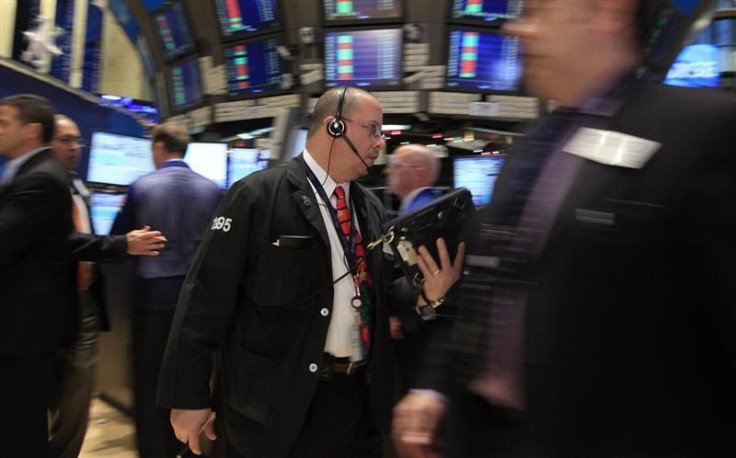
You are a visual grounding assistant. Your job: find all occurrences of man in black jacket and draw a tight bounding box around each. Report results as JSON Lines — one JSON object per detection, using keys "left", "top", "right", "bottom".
{"left": 393, "top": 1, "right": 736, "bottom": 457}
{"left": 158, "top": 87, "right": 462, "bottom": 458}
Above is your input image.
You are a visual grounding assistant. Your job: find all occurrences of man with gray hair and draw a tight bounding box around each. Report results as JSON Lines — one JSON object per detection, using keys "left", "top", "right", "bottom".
{"left": 384, "top": 144, "right": 442, "bottom": 215}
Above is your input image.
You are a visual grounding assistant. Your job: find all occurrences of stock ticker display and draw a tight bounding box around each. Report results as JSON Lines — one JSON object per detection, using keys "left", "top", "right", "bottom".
{"left": 154, "top": 2, "right": 195, "bottom": 60}
{"left": 169, "top": 57, "right": 203, "bottom": 111}
{"left": 451, "top": 0, "right": 524, "bottom": 24}
{"left": 323, "top": 0, "right": 402, "bottom": 23}
{"left": 225, "top": 37, "right": 284, "bottom": 97}
{"left": 216, "top": 0, "right": 280, "bottom": 37}
{"left": 324, "top": 28, "right": 402, "bottom": 89}
{"left": 446, "top": 27, "right": 522, "bottom": 92}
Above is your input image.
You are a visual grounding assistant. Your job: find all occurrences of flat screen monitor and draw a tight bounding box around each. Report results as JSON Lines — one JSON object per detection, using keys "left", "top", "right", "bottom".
{"left": 663, "top": 43, "right": 720, "bottom": 88}
{"left": 154, "top": 2, "right": 195, "bottom": 61}
{"left": 86, "top": 131, "right": 154, "bottom": 186}
{"left": 323, "top": 0, "right": 403, "bottom": 25}
{"left": 169, "top": 57, "right": 203, "bottom": 111}
{"left": 445, "top": 26, "right": 522, "bottom": 93}
{"left": 280, "top": 127, "right": 309, "bottom": 162}
{"left": 450, "top": 0, "right": 524, "bottom": 26}
{"left": 215, "top": 0, "right": 281, "bottom": 39}
{"left": 324, "top": 27, "right": 403, "bottom": 90}
{"left": 90, "top": 192, "right": 127, "bottom": 235}
{"left": 228, "top": 148, "right": 269, "bottom": 186}
{"left": 224, "top": 36, "right": 285, "bottom": 98}
{"left": 453, "top": 155, "right": 505, "bottom": 206}
{"left": 185, "top": 142, "right": 229, "bottom": 189}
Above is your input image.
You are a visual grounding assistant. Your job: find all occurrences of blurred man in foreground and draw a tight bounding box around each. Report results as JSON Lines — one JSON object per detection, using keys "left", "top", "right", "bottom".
{"left": 394, "top": 1, "right": 736, "bottom": 456}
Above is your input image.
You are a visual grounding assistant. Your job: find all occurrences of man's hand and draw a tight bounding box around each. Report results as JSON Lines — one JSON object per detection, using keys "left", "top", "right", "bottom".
{"left": 417, "top": 238, "right": 465, "bottom": 304}
{"left": 171, "top": 408, "right": 216, "bottom": 456}
{"left": 392, "top": 393, "right": 447, "bottom": 458}
{"left": 126, "top": 225, "right": 166, "bottom": 256}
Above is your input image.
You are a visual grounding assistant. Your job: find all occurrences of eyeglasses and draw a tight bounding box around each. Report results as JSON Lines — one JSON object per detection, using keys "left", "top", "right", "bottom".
{"left": 342, "top": 117, "right": 386, "bottom": 140}
{"left": 53, "top": 136, "right": 85, "bottom": 148}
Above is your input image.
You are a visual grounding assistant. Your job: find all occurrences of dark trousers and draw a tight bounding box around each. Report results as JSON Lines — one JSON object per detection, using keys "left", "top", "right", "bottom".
{"left": 49, "top": 292, "right": 98, "bottom": 458}
{"left": 443, "top": 391, "right": 534, "bottom": 458}
{"left": 132, "top": 308, "right": 181, "bottom": 458}
{"left": 0, "top": 353, "right": 56, "bottom": 458}
{"left": 225, "top": 369, "right": 382, "bottom": 458}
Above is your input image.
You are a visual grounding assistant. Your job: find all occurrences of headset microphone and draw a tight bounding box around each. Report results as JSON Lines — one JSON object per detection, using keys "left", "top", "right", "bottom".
{"left": 327, "top": 86, "right": 373, "bottom": 173}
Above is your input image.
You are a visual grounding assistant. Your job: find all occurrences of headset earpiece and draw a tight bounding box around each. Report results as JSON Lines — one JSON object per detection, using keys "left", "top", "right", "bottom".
{"left": 326, "top": 86, "right": 349, "bottom": 138}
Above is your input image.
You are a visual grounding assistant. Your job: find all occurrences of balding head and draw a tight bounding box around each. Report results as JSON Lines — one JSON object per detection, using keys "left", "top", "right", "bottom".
{"left": 384, "top": 144, "right": 441, "bottom": 199}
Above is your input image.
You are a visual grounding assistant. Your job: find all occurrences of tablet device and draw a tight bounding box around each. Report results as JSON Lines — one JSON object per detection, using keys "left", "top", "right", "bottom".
{"left": 383, "top": 187, "right": 476, "bottom": 286}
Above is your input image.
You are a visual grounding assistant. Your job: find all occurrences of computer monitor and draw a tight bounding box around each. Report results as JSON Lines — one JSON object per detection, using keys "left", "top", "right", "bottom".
{"left": 86, "top": 131, "right": 154, "bottom": 186}
{"left": 280, "top": 127, "right": 309, "bottom": 162}
{"left": 445, "top": 26, "right": 522, "bottom": 93}
{"left": 663, "top": 43, "right": 720, "bottom": 88}
{"left": 224, "top": 35, "right": 285, "bottom": 98}
{"left": 453, "top": 155, "right": 505, "bottom": 206}
{"left": 228, "top": 148, "right": 269, "bottom": 186}
{"left": 185, "top": 142, "right": 229, "bottom": 189}
{"left": 322, "top": 0, "right": 403, "bottom": 25}
{"left": 169, "top": 57, "right": 203, "bottom": 112}
{"left": 324, "top": 26, "right": 403, "bottom": 90}
{"left": 90, "top": 192, "right": 127, "bottom": 235}
{"left": 215, "top": 0, "right": 281, "bottom": 39}
{"left": 449, "top": 0, "right": 524, "bottom": 26}
{"left": 153, "top": 2, "right": 195, "bottom": 61}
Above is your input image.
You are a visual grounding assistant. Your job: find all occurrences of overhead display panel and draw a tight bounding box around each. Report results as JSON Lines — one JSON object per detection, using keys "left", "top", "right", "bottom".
{"left": 215, "top": 0, "right": 281, "bottom": 39}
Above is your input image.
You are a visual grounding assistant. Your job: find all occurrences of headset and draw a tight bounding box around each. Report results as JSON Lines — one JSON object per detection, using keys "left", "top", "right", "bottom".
{"left": 325, "top": 86, "right": 371, "bottom": 172}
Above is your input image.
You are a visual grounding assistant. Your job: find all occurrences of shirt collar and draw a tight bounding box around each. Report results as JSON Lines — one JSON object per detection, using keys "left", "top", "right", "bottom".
{"left": 0, "top": 147, "right": 47, "bottom": 185}
{"left": 159, "top": 158, "right": 189, "bottom": 169}
{"left": 400, "top": 186, "right": 430, "bottom": 213}
{"left": 303, "top": 149, "right": 350, "bottom": 202}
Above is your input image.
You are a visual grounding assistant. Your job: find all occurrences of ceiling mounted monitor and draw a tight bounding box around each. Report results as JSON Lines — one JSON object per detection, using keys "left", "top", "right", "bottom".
{"left": 323, "top": 0, "right": 403, "bottom": 25}
{"left": 215, "top": 0, "right": 282, "bottom": 39}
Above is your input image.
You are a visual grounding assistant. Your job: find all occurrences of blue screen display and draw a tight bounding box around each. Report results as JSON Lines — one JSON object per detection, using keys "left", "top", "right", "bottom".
{"left": 450, "top": 0, "right": 523, "bottom": 24}
{"left": 90, "top": 192, "right": 127, "bottom": 235}
{"left": 215, "top": 0, "right": 280, "bottom": 38}
{"left": 86, "top": 131, "right": 154, "bottom": 186}
{"left": 453, "top": 155, "right": 506, "bottom": 206}
{"left": 446, "top": 27, "right": 522, "bottom": 92}
{"left": 169, "top": 57, "right": 203, "bottom": 111}
{"left": 154, "top": 2, "right": 195, "bottom": 61}
{"left": 224, "top": 37, "right": 284, "bottom": 98}
{"left": 664, "top": 43, "right": 720, "bottom": 88}
{"left": 323, "top": 0, "right": 402, "bottom": 23}
{"left": 228, "top": 148, "right": 268, "bottom": 186}
{"left": 324, "top": 28, "right": 402, "bottom": 89}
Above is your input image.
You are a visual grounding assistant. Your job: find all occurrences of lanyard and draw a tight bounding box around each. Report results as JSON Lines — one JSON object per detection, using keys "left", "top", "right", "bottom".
{"left": 305, "top": 167, "right": 358, "bottom": 268}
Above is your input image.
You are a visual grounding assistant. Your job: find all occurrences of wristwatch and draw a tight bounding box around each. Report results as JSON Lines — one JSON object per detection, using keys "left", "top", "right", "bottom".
{"left": 420, "top": 291, "right": 446, "bottom": 309}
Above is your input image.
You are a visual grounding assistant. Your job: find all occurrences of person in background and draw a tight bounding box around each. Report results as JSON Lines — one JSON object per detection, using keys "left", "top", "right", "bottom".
{"left": 111, "top": 122, "right": 222, "bottom": 458}
{"left": 393, "top": 1, "right": 736, "bottom": 457}
{"left": 49, "top": 114, "right": 165, "bottom": 458}
{"left": 384, "top": 144, "right": 443, "bottom": 215}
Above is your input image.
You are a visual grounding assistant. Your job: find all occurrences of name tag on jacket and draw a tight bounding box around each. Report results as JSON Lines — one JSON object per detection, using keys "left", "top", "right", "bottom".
{"left": 564, "top": 128, "right": 661, "bottom": 169}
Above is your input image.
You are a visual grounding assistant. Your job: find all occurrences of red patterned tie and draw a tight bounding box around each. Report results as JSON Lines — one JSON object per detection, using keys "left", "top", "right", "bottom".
{"left": 333, "top": 185, "right": 373, "bottom": 352}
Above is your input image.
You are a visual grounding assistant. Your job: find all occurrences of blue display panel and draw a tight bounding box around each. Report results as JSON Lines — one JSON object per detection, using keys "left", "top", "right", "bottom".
{"left": 169, "top": 57, "right": 203, "bottom": 111}
{"left": 90, "top": 192, "right": 127, "bottom": 235}
{"left": 86, "top": 131, "right": 154, "bottom": 186}
{"left": 228, "top": 148, "right": 268, "bottom": 186}
{"left": 154, "top": 2, "right": 195, "bottom": 61}
{"left": 323, "top": 0, "right": 402, "bottom": 24}
{"left": 453, "top": 155, "right": 505, "bottom": 206}
{"left": 184, "top": 142, "right": 229, "bottom": 189}
{"left": 215, "top": 0, "right": 281, "bottom": 38}
{"left": 324, "top": 27, "right": 402, "bottom": 90}
{"left": 143, "top": 0, "right": 167, "bottom": 12}
{"left": 224, "top": 36, "right": 284, "bottom": 98}
{"left": 445, "top": 27, "right": 522, "bottom": 92}
{"left": 450, "top": 0, "right": 523, "bottom": 25}
{"left": 664, "top": 43, "right": 720, "bottom": 88}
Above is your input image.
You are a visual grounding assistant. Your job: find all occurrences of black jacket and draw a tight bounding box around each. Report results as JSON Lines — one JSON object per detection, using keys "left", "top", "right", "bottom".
{"left": 419, "top": 82, "right": 736, "bottom": 456}
{"left": 158, "top": 155, "right": 396, "bottom": 458}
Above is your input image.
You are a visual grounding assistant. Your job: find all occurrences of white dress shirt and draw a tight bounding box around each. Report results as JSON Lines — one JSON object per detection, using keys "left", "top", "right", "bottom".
{"left": 303, "top": 150, "right": 364, "bottom": 361}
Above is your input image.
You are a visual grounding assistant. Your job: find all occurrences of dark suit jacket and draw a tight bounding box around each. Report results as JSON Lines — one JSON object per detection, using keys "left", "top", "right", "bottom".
{"left": 421, "top": 82, "right": 736, "bottom": 456}
{"left": 157, "top": 155, "right": 395, "bottom": 458}
{"left": 0, "top": 149, "right": 77, "bottom": 354}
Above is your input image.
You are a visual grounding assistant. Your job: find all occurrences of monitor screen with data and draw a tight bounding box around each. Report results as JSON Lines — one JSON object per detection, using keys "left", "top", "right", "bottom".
{"left": 90, "top": 192, "right": 127, "bottom": 235}
{"left": 154, "top": 2, "right": 195, "bottom": 60}
{"left": 228, "top": 148, "right": 269, "bottom": 186}
{"left": 185, "top": 142, "right": 229, "bottom": 189}
{"left": 450, "top": 0, "right": 523, "bottom": 26}
{"left": 86, "top": 131, "right": 154, "bottom": 186}
{"left": 224, "top": 36, "right": 285, "bottom": 98}
{"left": 215, "top": 0, "right": 281, "bottom": 39}
{"left": 453, "top": 155, "right": 506, "bottom": 206}
{"left": 323, "top": 0, "right": 403, "bottom": 25}
{"left": 324, "top": 27, "right": 402, "bottom": 90}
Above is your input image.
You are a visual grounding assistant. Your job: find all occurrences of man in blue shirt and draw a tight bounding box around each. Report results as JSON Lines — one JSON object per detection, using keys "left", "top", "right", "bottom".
{"left": 384, "top": 144, "right": 443, "bottom": 216}
{"left": 112, "top": 122, "right": 222, "bottom": 458}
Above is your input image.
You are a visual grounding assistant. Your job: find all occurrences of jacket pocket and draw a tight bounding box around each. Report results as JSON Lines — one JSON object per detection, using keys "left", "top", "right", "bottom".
{"left": 246, "top": 240, "right": 319, "bottom": 309}
{"left": 222, "top": 345, "right": 285, "bottom": 425}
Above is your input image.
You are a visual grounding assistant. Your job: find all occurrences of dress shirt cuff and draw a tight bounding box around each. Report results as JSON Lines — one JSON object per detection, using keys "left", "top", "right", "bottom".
{"left": 409, "top": 388, "right": 449, "bottom": 405}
